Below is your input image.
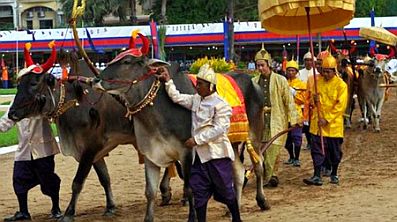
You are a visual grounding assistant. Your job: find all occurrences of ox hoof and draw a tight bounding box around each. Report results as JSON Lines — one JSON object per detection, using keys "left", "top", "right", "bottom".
{"left": 58, "top": 215, "right": 74, "bottom": 222}
{"left": 256, "top": 197, "right": 271, "bottom": 211}
{"left": 375, "top": 128, "right": 381, "bottom": 133}
{"left": 159, "top": 193, "right": 172, "bottom": 206}
{"left": 103, "top": 206, "right": 116, "bottom": 217}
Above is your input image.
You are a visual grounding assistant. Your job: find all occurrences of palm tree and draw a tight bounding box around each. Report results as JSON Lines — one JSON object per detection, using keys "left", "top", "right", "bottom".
{"left": 130, "top": 0, "right": 138, "bottom": 24}
{"left": 59, "top": 0, "right": 129, "bottom": 26}
{"left": 159, "top": 0, "right": 167, "bottom": 24}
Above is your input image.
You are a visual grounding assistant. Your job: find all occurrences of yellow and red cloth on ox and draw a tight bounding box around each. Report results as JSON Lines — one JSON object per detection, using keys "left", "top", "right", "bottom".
{"left": 189, "top": 73, "right": 249, "bottom": 143}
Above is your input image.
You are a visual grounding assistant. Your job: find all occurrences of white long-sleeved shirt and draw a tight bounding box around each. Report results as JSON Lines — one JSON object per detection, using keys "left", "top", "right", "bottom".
{"left": 299, "top": 67, "right": 318, "bottom": 83}
{"left": 165, "top": 80, "right": 235, "bottom": 163}
{"left": 0, "top": 108, "right": 59, "bottom": 161}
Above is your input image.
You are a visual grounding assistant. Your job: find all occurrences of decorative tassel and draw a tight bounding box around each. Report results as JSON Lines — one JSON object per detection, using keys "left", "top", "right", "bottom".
{"left": 246, "top": 138, "right": 260, "bottom": 164}
{"left": 167, "top": 163, "right": 178, "bottom": 178}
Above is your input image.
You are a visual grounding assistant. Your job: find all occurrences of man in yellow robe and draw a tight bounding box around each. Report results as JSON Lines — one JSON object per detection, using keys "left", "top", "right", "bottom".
{"left": 303, "top": 55, "right": 348, "bottom": 186}
{"left": 252, "top": 45, "right": 300, "bottom": 187}
{"left": 284, "top": 60, "right": 306, "bottom": 167}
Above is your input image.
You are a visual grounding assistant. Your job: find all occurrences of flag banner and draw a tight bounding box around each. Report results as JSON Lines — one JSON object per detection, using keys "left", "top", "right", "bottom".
{"left": 369, "top": 8, "right": 378, "bottom": 54}
{"left": 26, "top": 30, "right": 36, "bottom": 41}
{"left": 149, "top": 20, "right": 160, "bottom": 59}
{"left": 223, "top": 18, "right": 230, "bottom": 61}
{"left": 85, "top": 28, "right": 105, "bottom": 54}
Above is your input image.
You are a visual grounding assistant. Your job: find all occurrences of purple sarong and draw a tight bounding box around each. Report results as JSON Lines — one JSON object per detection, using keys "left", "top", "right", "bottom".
{"left": 310, "top": 135, "right": 343, "bottom": 167}
{"left": 189, "top": 155, "right": 236, "bottom": 208}
{"left": 13, "top": 155, "right": 60, "bottom": 196}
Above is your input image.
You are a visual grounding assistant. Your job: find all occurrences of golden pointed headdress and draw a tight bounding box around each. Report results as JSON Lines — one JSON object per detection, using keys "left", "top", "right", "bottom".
{"left": 255, "top": 43, "right": 272, "bottom": 65}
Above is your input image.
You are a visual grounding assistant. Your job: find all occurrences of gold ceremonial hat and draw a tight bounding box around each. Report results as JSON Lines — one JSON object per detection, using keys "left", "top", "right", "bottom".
{"left": 286, "top": 60, "right": 299, "bottom": 70}
{"left": 322, "top": 54, "right": 337, "bottom": 69}
{"left": 255, "top": 43, "right": 272, "bottom": 64}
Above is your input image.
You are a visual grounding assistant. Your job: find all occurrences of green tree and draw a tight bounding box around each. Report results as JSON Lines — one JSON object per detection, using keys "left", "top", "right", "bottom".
{"left": 152, "top": 0, "right": 226, "bottom": 24}
{"left": 355, "top": 0, "right": 394, "bottom": 17}
{"left": 59, "top": 0, "right": 130, "bottom": 26}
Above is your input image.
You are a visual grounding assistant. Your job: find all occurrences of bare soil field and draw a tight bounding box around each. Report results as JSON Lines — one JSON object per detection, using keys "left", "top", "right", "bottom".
{"left": 1, "top": 90, "right": 396, "bottom": 222}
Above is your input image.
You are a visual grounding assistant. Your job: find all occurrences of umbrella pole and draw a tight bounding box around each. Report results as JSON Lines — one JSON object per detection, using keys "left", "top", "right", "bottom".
{"left": 305, "top": 7, "right": 325, "bottom": 155}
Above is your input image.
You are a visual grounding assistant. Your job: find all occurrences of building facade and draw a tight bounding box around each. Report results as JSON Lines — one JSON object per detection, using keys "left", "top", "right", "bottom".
{"left": 0, "top": 0, "right": 64, "bottom": 30}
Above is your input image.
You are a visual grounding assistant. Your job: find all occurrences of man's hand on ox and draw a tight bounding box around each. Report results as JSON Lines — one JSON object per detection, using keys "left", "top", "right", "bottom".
{"left": 156, "top": 67, "right": 171, "bottom": 82}
{"left": 184, "top": 137, "right": 197, "bottom": 148}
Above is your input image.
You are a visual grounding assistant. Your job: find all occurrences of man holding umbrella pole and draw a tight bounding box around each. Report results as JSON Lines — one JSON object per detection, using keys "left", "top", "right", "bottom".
{"left": 303, "top": 54, "right": 348, "bottom": 185}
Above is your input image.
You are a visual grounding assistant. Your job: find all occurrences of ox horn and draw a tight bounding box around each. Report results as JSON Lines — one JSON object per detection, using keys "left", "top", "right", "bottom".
{"left": 138, "top": 33, "right": 150, "bottom": 55}
{"left": 41, "top": 40, "right": 57, "bottom": 73}
{"left": 369, "top": 46, "right": 376, "bottom": 57}
{"left": 329, "top": 39, "right": 337, "bottom": 53}
{"left": 129, "top": 30, "right": 140, "bottom": 49}
{"left": 350, "top": 41, "right": 357, "bottom": 54}
{"left": 24, "top": 42, "right": 34, "bottom": 67}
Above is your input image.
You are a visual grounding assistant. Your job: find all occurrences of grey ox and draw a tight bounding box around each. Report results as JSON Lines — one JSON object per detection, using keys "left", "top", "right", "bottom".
{"left": 357, "top": 58, "right": 388, "bottom": 132}
{"left": 92, "top": 39, "right": 271, "bottom": 221}
{"left": 8, "top": 58, "right": 175, "bottom": 222}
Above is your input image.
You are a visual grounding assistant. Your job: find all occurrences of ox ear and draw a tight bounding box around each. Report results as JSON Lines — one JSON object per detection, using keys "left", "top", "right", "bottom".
{"left": 44, "top": 73, "right": 56, "bottom": 88}
{"left": 72, "top": 81, "right": 84, "bottom": 101}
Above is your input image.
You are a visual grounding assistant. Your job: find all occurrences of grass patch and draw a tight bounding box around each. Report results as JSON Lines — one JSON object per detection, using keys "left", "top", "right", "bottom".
{"left": 0, "top": 111, "right": 58, "bottom": 148}
{"left": 0, "top": 88, "right": 16, "bottom": 95}
{"left": 1, "top": 101, "right": 10, "bottom": 105}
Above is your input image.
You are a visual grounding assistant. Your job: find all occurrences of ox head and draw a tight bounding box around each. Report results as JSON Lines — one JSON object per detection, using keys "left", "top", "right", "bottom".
{"left": 362, "top": 56, "right": 385, "bottom": 80}
{"left": 385, "top": 59, "right": 397, "bottom": 82}
{"left": 8, "top": 42, "right": 57, "bottom": 121}
{"left": 93, "top": 33, "right": 154, "bottom": 107}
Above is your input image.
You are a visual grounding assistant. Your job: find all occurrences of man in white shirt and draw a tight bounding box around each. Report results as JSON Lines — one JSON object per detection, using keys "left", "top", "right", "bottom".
{"left": 299, "top": 51, "right": 318, "bottom": 83}
{"left": 157, "top": 63, "right": 241, "bottom": 222}
{"left": 1, "top": 68, "right": 62, "bottom": 221}
{"left": 1, "top": 109, "right": 61, "bottom": 221}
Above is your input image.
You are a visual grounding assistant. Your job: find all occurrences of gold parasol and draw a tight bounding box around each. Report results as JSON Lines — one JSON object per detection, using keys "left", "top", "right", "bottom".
{"left": 359, "top": 27, "right": 397, "bottom": 46}
{"left": 259, "top": 0, "right": 355, "bottom": 35}
{"left": 258, "top": 0, "right": 356, "bottom": 155}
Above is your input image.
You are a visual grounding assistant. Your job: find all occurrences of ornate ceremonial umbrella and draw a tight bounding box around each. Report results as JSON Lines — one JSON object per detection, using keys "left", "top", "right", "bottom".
{"left": 359, "top": 27, "right": 397, "bottom": 46}
{"left": 259, "top": 0, "right": 355, "bottom": 35}
{"left": 258, "top": 0, "right": 356, "bottom": 154}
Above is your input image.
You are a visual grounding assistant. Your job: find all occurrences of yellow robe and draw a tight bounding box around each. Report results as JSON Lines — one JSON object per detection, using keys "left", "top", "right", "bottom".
{"left": 288, "top": 78, "right": 307, "bottom": 119}
{"left": 253, "top": 72, "right": 300, "bottom": 182}
{"left": 308, "top": 75, "right": 348, "bottom": 138}
{"left": 253, "top": 72, "right": 300, "bottom": 145}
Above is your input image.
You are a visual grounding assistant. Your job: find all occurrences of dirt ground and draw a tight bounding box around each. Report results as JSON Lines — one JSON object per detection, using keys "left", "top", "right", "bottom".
{"left": 1, "top": 90, "right": 397, "bottom": 222}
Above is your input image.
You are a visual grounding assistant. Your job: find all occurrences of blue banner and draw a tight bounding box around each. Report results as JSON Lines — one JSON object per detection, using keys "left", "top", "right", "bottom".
{"left": 223, "top": 18, "right": 229, "bottom": 61}
{"left": 85, "top": 28, "right": 105, "bottom": 54}
{"left": 369, "top": 8, "right": 378, "bottom": 54}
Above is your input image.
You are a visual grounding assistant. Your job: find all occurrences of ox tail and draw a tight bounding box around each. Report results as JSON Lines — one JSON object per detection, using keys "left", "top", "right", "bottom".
{"left": 174, "top": 161, "right": 184, "bottom": 180}
{"left": 239, "top": 142, "right": 246, "bottom": 164}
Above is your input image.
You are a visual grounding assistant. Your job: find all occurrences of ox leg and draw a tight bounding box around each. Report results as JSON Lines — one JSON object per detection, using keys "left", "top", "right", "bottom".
{"left": 245, "top": 126, "right": 269, "bottom": 210}
{"left": 374, "top": 99, "right": 384, "bottom": 132}
{"left": 361, "top": 101, "right": 368, "bottom": 130}
{"left": 253, "top": 158, "right": 270, "bottom": 210}
{"left": 159, "top": 167, "right": 172, "bottom": 206}
{"left": 93, "top": 158, "right": 116, "bottom": 216}
{"left": 144, "top": 158, "right": 161, "bottom": 222}
{"left": 232, "top": 144, "right": 245, "bottom": 208}
{"left": 60, "top": 153, "right": 95, "bottom": 222}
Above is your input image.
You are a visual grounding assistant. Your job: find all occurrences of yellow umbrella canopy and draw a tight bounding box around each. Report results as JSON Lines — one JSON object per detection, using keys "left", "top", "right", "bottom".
{"left": 259, "top": 0, "right": 355, "bottom": 35}
{"left": 359, "top": 27, "right": 397, "bottom": 46}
